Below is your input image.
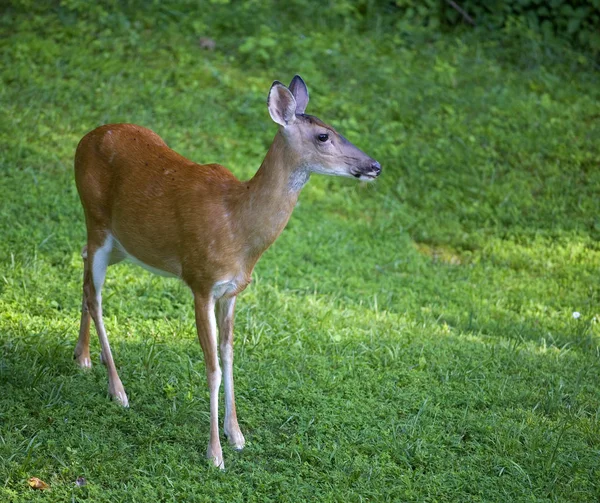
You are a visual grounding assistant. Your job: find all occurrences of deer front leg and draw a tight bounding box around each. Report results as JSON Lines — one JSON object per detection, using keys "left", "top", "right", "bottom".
{"left": 194, "top": 293, "right": 224, "bottom": 469}
{"left": 217, "top": 296, "right": 245, "bottom": 451}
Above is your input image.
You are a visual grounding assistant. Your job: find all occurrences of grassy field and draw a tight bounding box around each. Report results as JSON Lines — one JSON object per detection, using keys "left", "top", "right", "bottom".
{"left": 1, "top": 2, "right": 599, "bottom": 501}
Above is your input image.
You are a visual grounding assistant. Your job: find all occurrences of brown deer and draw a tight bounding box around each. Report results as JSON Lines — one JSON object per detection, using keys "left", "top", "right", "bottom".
{"left": 73, "top": 75, "right": 381, "bottom": 468}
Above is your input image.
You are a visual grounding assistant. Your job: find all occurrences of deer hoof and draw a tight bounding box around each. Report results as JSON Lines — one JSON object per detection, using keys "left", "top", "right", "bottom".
{"left": 109, "top": 383, "right": 129, "bottom": 408}
{"left": 113, "top": 391, "right": 129, "bottom": 408}
{"left": 225, "top": 428, "right": 246, "bottom": 451}
{"left": 207, "top": 445, "right": 224, "bottom": 470}
{"left": 74, "top": 353, "right": 92, "bottom": 369}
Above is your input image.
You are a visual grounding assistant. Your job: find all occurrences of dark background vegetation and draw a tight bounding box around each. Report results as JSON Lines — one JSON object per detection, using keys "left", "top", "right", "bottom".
{"left": 1, "top": 0, "right": 599, "bottom": 501}
{"left": 7, "top": 0, "right": 600, "bottom": 54}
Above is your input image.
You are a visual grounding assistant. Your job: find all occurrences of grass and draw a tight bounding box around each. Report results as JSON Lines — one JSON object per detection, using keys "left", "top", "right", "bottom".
{"left": 1, "top": 2, "right": 599, "bottom": 501}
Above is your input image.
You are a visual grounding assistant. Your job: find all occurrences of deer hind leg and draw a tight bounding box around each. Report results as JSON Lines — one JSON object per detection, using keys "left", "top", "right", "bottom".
{"left": 194, "top": 292, "right": 224, "bottom": 469}
{"left": 74, "top": 243, "right": 126, "bottom": 368}
{"left": 217, "top": 296, "right": 245, "bottom": 451}
{"left": 84, "top": 233, "right": 129, "bottom": 407}
{"left": 74, "top": 245, "right": 92, "bottom": 368}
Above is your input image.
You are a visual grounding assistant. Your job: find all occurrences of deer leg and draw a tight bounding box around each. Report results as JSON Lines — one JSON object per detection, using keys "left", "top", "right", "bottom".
{"left": 74, "top": 246, "right": 92, "bottom": 368}
{"left": 194, "top": 292, "right": 224, "bottom": 469}
{"left": 85, "top": 234, "right": 129, "bottom": 407}
{"left": 216, "top": 296, "right": 245, "bottom": 450}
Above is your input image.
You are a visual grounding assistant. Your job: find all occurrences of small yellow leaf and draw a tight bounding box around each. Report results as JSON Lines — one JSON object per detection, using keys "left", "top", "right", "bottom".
{"left": 28, "top": 477, "right": 49, "bottom": 490}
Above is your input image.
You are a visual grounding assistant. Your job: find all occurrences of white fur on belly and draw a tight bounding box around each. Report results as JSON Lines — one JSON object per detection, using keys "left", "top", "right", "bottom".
{"left": 113, "top": 237, "right": 180, "bottom": 278}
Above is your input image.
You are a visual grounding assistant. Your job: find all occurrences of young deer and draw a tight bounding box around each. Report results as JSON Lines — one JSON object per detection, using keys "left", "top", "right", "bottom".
{"left": 73, "top": 75, "right": 381, "bottom": 469}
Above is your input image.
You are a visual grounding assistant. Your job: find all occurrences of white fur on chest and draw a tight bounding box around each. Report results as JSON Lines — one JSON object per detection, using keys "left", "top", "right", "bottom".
{"left": 212, "top": 279, "right": 239, "bottom": 299}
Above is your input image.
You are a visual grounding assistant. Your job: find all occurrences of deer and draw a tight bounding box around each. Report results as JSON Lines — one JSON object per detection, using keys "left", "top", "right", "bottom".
{"left": 73, "top": 75, "right": 381, "bottom": 469}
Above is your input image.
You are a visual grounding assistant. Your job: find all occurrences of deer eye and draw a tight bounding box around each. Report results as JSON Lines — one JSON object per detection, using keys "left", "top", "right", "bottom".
{"left": 317, "top": 133, "right": 329, "bottom": 142}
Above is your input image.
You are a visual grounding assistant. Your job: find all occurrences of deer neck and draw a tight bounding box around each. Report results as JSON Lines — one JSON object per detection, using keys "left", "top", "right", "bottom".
{"left": 239, "top": 131, "right": 309, "bottom": 260}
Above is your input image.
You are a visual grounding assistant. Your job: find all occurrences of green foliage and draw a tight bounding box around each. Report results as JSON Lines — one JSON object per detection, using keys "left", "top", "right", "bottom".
{"left": 452, "top": 0, "right": 600, "bottom": 53}
{"left": 1, "top": 1, "right": 600, "bottom": 501}
{"left": 5, "top": 0, "right": 599, "bottom": 54}
{"left": 394, "top": 0, "right": 444, "bottom": 28}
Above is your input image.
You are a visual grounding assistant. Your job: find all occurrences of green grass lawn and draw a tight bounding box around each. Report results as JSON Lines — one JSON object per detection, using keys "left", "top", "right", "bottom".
{"left": 1, "top": 3, "right": 599, "bottom": 501}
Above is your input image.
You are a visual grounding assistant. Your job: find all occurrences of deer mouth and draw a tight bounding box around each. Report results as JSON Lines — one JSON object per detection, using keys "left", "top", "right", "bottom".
{"left": 354, "top": 172, "right": 378, "bottom": 181}
{"left": 353, "top": 164, "right": 381, "bottom": 181}
{"left": 352, "top": 160, "right": 381, "bottom": 181}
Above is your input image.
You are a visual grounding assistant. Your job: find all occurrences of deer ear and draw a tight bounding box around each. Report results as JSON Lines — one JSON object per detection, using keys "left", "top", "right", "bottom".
{"left": 267, "top": 81, "right": 297, "bottom": 127}
{"left": 289, "top": 75, "right": 309, "bottom": 114}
